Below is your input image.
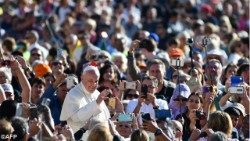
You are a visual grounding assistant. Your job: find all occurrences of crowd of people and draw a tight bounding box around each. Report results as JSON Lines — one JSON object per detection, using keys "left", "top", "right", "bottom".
{"left": 0, "top": 0, "right": 249, "bottom": 141}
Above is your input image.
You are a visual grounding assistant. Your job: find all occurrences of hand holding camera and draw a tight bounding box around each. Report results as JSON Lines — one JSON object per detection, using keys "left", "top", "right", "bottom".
{"left": 228, "top": 76, "right": 244, "bottom": 95}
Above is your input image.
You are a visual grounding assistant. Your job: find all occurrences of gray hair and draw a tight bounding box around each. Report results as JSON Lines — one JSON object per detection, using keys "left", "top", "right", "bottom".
{"left": 82, "top": 65, "right": 100, "bottom": 78}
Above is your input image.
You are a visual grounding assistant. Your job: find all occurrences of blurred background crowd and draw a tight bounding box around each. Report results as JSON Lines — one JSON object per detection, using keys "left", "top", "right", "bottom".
{"left": 0, "top": 0, "right": 249, "bottom": 141}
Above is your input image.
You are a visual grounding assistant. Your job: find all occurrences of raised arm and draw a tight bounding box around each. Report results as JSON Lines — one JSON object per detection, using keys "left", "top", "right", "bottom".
{"left": 11, "top": 58, "right": 31, "bottom": 103}
{"left": 127, "top": 40, "right": 142, "bottom": 81}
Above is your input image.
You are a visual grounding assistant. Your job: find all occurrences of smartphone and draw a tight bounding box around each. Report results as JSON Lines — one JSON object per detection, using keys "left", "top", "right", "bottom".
{"left": 117, "top": 113, "right": 133, "bottom": 122}
{"left": 108, "top": 97, "right": 116, "bottom": 110}
{"left": 124, "top": 81, "right": 137, "bottom": 90}
{"left": 141, "top": 85, "right": 148, "bottom": 98}
{"left": 228, "top": 86, "right": 244, "bottom": 94}
{"left": 29, "top": 105, "right": 39, "bottom": 120}
{"left": 155, "top": 109, "right": 172, "bottom": 120}
{"left": 170, "top": 59, "right": 184, "bottom": 67}
{"left": 141, "top": 113, "right": 152, "bottom": 121}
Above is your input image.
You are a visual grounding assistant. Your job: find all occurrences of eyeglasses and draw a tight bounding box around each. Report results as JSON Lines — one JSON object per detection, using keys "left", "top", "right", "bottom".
{"left": 174, "top": 98, "right": 188, "bottom": 102}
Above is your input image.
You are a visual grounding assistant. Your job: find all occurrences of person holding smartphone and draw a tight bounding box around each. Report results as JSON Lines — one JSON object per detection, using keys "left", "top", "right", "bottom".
{"left": 126, "top": 75, "right": 169, "bottom": 120}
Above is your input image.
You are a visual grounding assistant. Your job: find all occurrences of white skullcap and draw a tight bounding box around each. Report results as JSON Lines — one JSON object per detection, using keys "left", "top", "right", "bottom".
{"left": 82, "top": 65, "right": 100, "bottom": 77}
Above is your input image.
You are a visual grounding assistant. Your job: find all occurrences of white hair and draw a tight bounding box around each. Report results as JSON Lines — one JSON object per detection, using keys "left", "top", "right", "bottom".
{"left": 82, "top": 65, "right": 100, "bottom": 78}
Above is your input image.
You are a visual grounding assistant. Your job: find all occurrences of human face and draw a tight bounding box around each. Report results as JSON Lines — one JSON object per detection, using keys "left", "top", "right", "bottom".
{"left": 241, "top": 68, "right": 249, "bottom": 84}
{"left": 116, "top": 122, "right": 132, "bottom": 138}
{"left": 230, "top": 115, "right": 239, "bottom": 127}
{"left": 81, "top": 71, "right": 99, "bottom": 93}
{"left": 149, "top": 64, "right": 164, "bottom": 83}
{"left": 51, "top": 61, "right": 64, "bottom": 75}
{"left": 0, "top": 71, "right": 8, "bottom": 84}
{"left": 5, "top": 92, "right": 14, "bottom": 100}
{"left": 30, "top": 49, "right": 43, "bottom": 63}
{"left": 226, "top": 66, "right": 237, "bottom": 78}
{"left": 174, "top": 96, "right": 188, "bottom": 107}
{"left": 187, "top": 95, "right": 202, "bottom": 111}
{"left": 31, "top": 83, "right": 45, "bottom": 100}
{"left": 206, "top": 61, "right": 222, "bottom": 80}
{"left": 125, "top": 90, "right": 139, "bottom": 100}
{"left": 103, "top": 67, "right": 115, "bottom": 82}
{"left": 142, "top": 79, "right": 157, "bottom": 94}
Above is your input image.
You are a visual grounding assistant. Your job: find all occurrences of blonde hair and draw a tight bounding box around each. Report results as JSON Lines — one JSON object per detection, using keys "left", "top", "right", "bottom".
{"left": 207, "top": 111, "right": 233, "bottom": 137}
{"left": 87, "top": 123, "right": 113, "bottom": 141}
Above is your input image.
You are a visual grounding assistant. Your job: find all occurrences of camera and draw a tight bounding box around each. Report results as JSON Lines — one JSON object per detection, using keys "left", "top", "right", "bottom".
{"left": 66, "top": 75, "right": 78, "bottom": 89}
{"left": 229, "top": 76, "right": 244, "bottom": 94}
{"left": 228, "top": 86, "right": 244, "bottom": 94}
{"left": 195, "top": 111, "right": 206, "bottom": 120}
{"left": 170, "top": 58, "right": 184, "bottom": 67}
{"left": 108, "top": 97, "right": 116, "bottom": 110}
{"left": 117, "top": 113, "right": 133, "bottom": 122}
{"left": 141, "top": 85, "right": 148, "bottom": 98}
{"left": 187, "top": 38, "right": 194, "bottom": 45}
{"left": 124, "top": 81, "right": 137, "bottom": 90}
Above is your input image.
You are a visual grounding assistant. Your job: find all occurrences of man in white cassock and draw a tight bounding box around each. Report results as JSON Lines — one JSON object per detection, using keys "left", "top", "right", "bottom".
{"left": 60, "top": 65, "right": 110, "bottom": 135}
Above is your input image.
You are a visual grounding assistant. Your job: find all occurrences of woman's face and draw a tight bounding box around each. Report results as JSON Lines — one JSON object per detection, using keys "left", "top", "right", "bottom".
{"left": 103, "top": 67, "right": 115, "bottom": 82}
{"left": 226, "top": 66, "right": 237, "bottom": 78}
{"left": 187, "top": 95, "right": 202, "bottom": 111}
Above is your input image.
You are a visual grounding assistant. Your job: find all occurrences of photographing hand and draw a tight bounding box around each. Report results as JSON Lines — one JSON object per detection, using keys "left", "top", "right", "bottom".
{"left": 96, "top": 89, "right": 110, "bottom": 105}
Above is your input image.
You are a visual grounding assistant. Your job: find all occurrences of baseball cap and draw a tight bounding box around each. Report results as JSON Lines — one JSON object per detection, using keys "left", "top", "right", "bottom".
{"left": 173, "top": 83, "right": 191, "bottom": 100}
{"left": 33, "top": 63, "right": 52, "bottom": 78}
{"left": 1, "top": 83, "right": 14, "bottom": 94}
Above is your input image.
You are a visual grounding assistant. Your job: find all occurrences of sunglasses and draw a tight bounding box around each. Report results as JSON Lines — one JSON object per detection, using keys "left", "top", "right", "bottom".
{"left": 52, "top": 62, "right": 63, "bottom": 66}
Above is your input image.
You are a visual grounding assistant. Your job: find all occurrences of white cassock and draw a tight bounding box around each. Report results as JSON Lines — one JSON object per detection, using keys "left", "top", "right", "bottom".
{"left": 60, "top": 82, "right": 110, "bottom": 134}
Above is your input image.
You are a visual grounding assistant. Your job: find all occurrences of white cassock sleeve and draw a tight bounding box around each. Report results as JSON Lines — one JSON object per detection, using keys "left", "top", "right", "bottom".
{"left": 60, "top": 86, "right": 102, "bottom": 123}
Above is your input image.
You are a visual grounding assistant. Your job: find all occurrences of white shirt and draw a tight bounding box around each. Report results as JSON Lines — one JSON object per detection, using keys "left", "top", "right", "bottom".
{"left": 125, "top": 99, "right": 169, "bottom": 119}
{"left": 60, "top": 82, "right": 110, "bottom": 133}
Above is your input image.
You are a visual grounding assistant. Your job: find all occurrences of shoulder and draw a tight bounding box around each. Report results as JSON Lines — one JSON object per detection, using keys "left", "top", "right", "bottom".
{"left": 163, "top": 80, "right": 176, "bottom": 88}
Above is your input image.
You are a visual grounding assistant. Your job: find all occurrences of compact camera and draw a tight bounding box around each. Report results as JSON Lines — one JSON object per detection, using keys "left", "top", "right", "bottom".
{"left": 124, "top": 81, "right": 137, "bottom": 90}
{"left": 170, "top": 58, "right": 184, "bottom": 67}
{"left": 228, "top": 86, "right": 244, "bottom": 94}
{"left": 117, "top": 113, "right": 133, "bottom": 122}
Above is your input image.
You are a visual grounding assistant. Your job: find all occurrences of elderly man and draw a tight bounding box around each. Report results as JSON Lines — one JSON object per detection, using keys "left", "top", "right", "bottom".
{"left": 60, "top": 65, "right": 110, "bottom": 133}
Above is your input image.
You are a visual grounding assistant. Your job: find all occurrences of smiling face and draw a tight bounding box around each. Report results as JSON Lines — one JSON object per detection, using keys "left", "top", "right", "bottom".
{"left": 81, "top": 70, "right": 99, "bottom": 93}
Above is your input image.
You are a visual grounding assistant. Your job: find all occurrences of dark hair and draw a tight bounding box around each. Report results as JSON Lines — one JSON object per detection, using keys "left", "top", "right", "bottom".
{"left": 141, "top": 75, "right": 158, "bottom": 87}
{"left": 188, "top": 92, "right": 203, "bottom": 104}
{"left": 139, "top": 38, "right": 157, "bottom": 52}
{"left": 2, "top": 37, "right": 16, "bottom": 52}
{"left": 11, "top": 117, "right": 28, "bottom": 141}
{"left": 237, "top": 63, "right": 249, "bottom": 75}
{"left": 99, "top": 61, "right": 120, "bottom": 84}
{"left": 0, "top": 100, "right": 17, "bottom": 121}
{"left": 221, "top": 63, "right": 238, "bottom": 85}
{"left": 31, "top": 77, "right": 46, "bottom": 87}
{"left": 224, "top": 107, "right": 241, "bottom": 117}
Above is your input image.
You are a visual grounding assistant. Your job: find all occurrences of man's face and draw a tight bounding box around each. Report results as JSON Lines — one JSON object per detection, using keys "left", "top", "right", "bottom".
{"left": 149, "top": 64, "right": 164, "bottom": 83}
{"left": 51, "top": 61, "right": 64, "bottom": 75}
{"left": 5, "top": 92, "right": 14, "bottom": 100}
{"left": 81, "top": 71, "right": 99, "bottom": 93}
{"left": 30, "top": 49, "right": 43, "bottom": 63}
{"left": 206, "top": 61, "right": 222, "bottom": 80}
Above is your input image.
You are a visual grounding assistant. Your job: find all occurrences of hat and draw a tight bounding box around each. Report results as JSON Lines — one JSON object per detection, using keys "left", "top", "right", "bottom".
{"left": 206, "top": 49, "right": 228, "bottom": 65}
{"left": 169, "top": 48, "right": 184, "bottom": 58}
{"left": 201, "top": 4, "right": 213, "bottom": 14}
{"left": 226, "top": 103, "right": 246, "bottom": 116}
{"left": 149, "top": 33, "right": 159, "bottom": 42}
{"left": 1, "top": 83, "right": 14, "bottom": 94}
{"left": 33, "top": 63, "right": 52, "bottom": 78}
{"left": 173, "top": 83, "right": 191, "bottom": 99}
